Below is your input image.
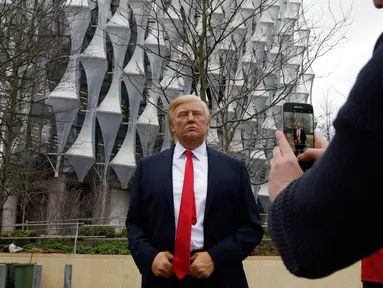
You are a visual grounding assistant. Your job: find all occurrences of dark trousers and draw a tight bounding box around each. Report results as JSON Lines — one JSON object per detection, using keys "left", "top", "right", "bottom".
{"left": 143, "top": 273, "right": 214, "bottom": 288}
{"left": 158, "top": 275, "right": 213, "bottom": 288}
{"left": 363, "top": 281, "right": 383, "bottom": 288}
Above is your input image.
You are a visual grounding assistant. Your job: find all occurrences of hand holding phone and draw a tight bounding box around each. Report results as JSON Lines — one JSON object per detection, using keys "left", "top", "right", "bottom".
{"left": 282, "top": 102, "right": 315, "bottom": 171}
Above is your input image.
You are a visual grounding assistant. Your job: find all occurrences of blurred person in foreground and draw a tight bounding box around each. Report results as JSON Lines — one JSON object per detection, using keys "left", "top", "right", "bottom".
{"left": 267, "top": 0, "right": 383, "bottom": 279}
{"left": 126, "top": 95, "right": 263, "bottom": 287}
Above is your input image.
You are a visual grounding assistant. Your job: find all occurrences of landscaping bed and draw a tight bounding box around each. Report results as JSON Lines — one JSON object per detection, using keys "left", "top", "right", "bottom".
{"left": 1, "top": 227, "right": 279, "bottom": 256}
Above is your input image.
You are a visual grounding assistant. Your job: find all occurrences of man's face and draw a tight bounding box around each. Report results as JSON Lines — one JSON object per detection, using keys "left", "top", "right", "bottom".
{"left": 296, "top": 123, "right": 301, "bottom": 129}
{"left": 171, "top": 101, "right": 209, "bottom": 143}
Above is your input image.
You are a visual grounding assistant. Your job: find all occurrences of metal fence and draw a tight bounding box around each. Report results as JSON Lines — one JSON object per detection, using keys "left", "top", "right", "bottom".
{"left": 1, "top": 215, "right": 268, "bottom": 254}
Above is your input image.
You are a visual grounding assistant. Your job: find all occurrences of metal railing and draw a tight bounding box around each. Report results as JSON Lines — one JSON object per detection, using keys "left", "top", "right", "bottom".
{"left": 1, "top": 215, "right": 268, "bottom": 254}
{"left": 1, "top": 221, "right": 125, "bottom": 254}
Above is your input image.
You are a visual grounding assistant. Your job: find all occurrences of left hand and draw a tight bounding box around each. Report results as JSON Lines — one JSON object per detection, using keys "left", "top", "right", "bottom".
{"left": 268, "top": 131, "right": 303, "bottom": 201}
{"left": 189, "top": 252, "right": 214, "bottom": 279}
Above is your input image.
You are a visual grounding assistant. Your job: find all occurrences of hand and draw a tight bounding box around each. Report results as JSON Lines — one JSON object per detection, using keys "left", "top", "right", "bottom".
{"left": 189, "top": 252, "right": 214, "bottom": 279}
{"left": 297, "top": 132, "right": 329, "bottom": 162}
{"left": 151, "top": 251, "right": 173, "bottom": 278}
{"left": 269, "top": 131, "right": 304, "bottom": 201}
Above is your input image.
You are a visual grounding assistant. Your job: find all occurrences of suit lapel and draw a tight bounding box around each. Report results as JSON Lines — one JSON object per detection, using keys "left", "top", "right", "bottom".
{"left": 162, "top": 146, "right": 176, "bottom": 223}
{"left": 205, "top": 146, "right": 221, "bottom": 220}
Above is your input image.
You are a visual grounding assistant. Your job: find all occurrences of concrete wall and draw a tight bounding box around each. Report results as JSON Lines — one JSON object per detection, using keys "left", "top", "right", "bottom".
{"left": 0, "top": 254, "right": 362, "bottom": 288}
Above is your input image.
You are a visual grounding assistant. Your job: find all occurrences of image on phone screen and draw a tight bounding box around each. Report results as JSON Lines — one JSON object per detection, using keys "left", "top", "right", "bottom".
{"left": 283, "top": 110, "right": 314, "bottom": 157}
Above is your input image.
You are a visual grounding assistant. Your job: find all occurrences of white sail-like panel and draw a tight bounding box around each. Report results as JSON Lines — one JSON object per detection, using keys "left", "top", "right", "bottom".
{"left": 111, "top": 0, "right": 149, "bottom": 188}
{"left": 96, "top": 0, "right": 130, "bottom": 178}
{"left": 66, "top": 0, "right": 110, "bottom": 181}
{"left": 48, "top": 0, "right": 90, "bottom": 154}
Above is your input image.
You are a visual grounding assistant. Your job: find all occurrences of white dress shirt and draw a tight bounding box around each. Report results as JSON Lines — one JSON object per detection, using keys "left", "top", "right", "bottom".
{"left": 296, "top": 128, "right": 301, "bottom": 141}
{"left": 172, "top": 141, "right": 208, "bottom": 251}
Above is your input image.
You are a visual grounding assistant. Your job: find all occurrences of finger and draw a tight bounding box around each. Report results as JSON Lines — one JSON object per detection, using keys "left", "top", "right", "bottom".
{"left": 190, "top": 266, "right": 202, "bottom": 279}
{"left": 165, "top": 252, "right": 173, "bottom": 259}
{"left": 297, "top": 148, "right": 316, "bottom": 161}
{"left": 195, "top": 273, "right": 203, "bottom": 279}
{"left": 190, "top": 264, "right": 199, "bottom": 278}
{"left": 195, "top": 271, "right": 206, "bottom": 279}
{"left": 164, "top": 266, "right": 173, "bottom": 278}
{"left": 163, "top": 270, "right": 173, "bottom": 278}
{"left": 314, "top": 131, "right": 329, "bottom": 149}
{"left": 164, "top": 260, "right": 172, "bottom": 270}
{"left": 275, "top": 131, "right": 295, "bottom": 158}
{"left": 167, "top": 269, "right": 174, "bottom": 277}
{"left": 297, "top": 148, "right": 325, "bottom": 162}
{"left": 189, "top": 265, "right": 197, "bottom": 277}
{"left": 272, "top": 146, "right": 282, "bottom": 162}
{"left": 159, "top": 268, "right": 172, "bottom": 278}
{"left": 198, "top": 272, "right": 208, "bottom": 279}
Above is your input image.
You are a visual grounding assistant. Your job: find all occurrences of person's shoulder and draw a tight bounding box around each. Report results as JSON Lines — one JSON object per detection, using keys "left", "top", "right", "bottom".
{"left": 208, "top": 147, "right": 243, "bottom": 166}
{"left": 373, "top": 32, "right": 383, "bottom": 53}
{"left": 139, "top": 148, "right": 172, "bottom": 165}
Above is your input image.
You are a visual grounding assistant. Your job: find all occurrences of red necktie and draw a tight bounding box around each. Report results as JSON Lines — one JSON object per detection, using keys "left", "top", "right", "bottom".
{"left": 172, "top": 150, "right": 197, "bottom": 279}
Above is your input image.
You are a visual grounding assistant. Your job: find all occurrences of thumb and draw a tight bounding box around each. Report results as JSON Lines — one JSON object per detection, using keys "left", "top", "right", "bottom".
{"left": 297, "top": 148, "right": 325, "bottom": 161}
{"left": 165, "top": 252, "right": 173, "bottom": 260}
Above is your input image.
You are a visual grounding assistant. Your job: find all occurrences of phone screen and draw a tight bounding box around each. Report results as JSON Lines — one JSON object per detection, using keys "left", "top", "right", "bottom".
{"left": 283, "top": 108, "right": 314, "bottom": 157}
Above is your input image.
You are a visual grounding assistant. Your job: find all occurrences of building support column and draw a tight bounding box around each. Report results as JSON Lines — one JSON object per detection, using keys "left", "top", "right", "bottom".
{"left": 109, "top": 188, "right": 129, "bottom": 232}
{"left": 46, "top": 175, "right": 67, "bottom": 234}
{"left": 2, "top": 194, "right": 18, "bottom": 232}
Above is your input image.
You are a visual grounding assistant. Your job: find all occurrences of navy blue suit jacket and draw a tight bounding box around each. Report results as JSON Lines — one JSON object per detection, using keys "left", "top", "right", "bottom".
{"left": 126, "top": 146, "right": 263, "bottom": 287}
{"left": 293, "top": 128, "right": 307, "bottom": 145}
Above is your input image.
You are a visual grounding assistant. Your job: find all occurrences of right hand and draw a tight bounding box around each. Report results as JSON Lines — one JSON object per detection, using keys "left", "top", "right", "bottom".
{"left": 151, "top": 251, "right": 173, "bottom": 278}
{"left": 297, "top": 131, "right": 329, "bottom": 162}
{"left": 268, "top": 131, "right": 304, "bottom": 201}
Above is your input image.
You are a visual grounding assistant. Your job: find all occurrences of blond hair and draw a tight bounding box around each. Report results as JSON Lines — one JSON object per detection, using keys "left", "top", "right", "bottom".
{"left": 168, "top": 95, "right": 211, "bottom": 138}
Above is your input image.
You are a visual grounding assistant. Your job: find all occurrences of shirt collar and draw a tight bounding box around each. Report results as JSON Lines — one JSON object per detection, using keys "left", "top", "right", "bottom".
{"left": 174, "top": 141, "right": 207, "bottom": 161}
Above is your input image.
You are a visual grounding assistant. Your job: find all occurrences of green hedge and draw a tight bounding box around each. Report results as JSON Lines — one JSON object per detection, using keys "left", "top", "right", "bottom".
{"left": 0, "top": 230, "right": 38, "bottom": 247}
{"left": 79, "top": 226, "right": 116, "bottom": 238}
{"left": 23, "top": 239, "right": 130, "bottom": 255}
{"left": 0, "top": 227, "right": 277, "bottom": 256}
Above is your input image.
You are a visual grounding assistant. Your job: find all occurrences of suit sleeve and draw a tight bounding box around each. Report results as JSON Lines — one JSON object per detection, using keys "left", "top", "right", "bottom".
{"left": 126, "top": 159, "right": 159, "bottom": 275}
{"left": 207, "top": 161, "right": 264, "bottom": 271}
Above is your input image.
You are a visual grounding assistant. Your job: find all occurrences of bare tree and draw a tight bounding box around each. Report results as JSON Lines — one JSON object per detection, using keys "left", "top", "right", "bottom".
{"left": 316, "top": 92, "right": 335, "bottom": 142}
{"left": 126, "top": 0, "right": 351, "bottom": 186}
{"left": 0, "top": 0, "right": 77, "bottom": 231}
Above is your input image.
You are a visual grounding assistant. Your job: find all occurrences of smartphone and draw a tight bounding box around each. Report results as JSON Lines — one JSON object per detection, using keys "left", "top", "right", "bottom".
{"left": 282, "top": 102, "right": 315, "bottom": 171}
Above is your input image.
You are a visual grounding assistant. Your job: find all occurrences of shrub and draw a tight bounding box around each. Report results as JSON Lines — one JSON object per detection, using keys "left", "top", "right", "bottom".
{"left": 263, "top": 226, "right": 269, "bottom": 238}
{"left": 253, "top": 240, "right": 279, "bottom": 256}
{"left": 76, "top": 240, "right": 130, "bottom": 255}
{"left": 79, "top": 227, "right": 93, "bottom": 236}
{"left": 115, "top": 228, "right": 127, "bottom": 238}
{"left": 0, "top": 230, "right": 38, "bottom": 247}
{"left": 79, "top": 226, "right": 115, "bottom": 238}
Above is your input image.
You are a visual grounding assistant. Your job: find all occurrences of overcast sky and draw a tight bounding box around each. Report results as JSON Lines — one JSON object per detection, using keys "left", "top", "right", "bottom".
{"left": 304, "top": 0, "right": 383, "bottom": 116}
